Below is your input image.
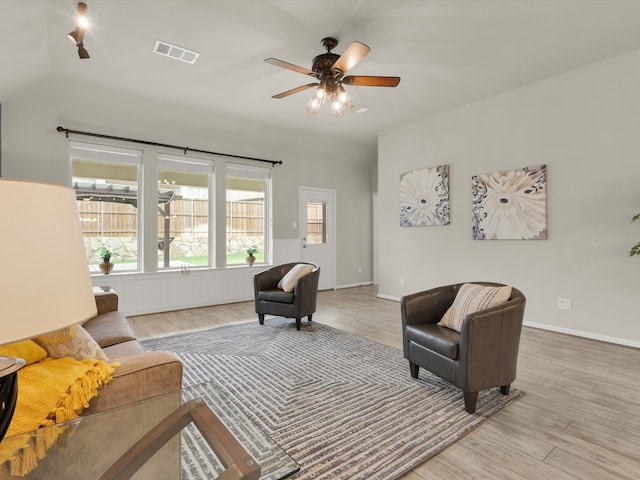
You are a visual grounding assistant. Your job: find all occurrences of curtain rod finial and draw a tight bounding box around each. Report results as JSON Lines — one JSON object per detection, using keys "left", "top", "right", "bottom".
{"left": 56, "top": 126, "right": 69, "bottom": 138}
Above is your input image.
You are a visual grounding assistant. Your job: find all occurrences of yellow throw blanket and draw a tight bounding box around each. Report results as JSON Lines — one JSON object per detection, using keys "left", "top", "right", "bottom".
{"left": 0, "top": 356, "right": 119, "bottom": 476}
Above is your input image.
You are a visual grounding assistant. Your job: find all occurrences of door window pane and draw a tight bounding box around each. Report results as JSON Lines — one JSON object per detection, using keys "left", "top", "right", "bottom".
{"left": 307, "top": 202, "right": 327, "bottom": 244}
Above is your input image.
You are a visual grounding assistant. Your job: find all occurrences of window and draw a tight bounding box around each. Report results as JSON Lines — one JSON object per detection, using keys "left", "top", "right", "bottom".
{"left": 69, "top": 141, "right": 273, "bottom": 273}
{"left": 71, "top": 142, "right": 142, "bottom": 272}
{"left": 306, "top": 201, "right": 327, "bottom": 244}
{"left": 157, "top": 155, "right": 212, "bottom": 269}
{"left": 226, "top": 164, "right": 270, "bottom": 265}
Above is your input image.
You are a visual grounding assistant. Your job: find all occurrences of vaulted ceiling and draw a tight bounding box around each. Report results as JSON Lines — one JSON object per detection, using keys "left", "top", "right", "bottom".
{"left": 3, "top": 0, "right": 640, "bottom": 146}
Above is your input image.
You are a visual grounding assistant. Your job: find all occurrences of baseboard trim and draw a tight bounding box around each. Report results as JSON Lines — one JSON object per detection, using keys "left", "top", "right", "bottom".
{"left": 336, "top": 281, "right": 373, "bottom": 290}
{"left": 524, "top": 321, "right": 640, "bottom": 349}
{"left": 376, "top": 293, "right": 401, "bottom": 302}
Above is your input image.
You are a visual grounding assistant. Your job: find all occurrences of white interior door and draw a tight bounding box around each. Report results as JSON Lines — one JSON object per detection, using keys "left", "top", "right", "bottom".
{"left": 299, "top": 187, "right": 336, "bottom": 290}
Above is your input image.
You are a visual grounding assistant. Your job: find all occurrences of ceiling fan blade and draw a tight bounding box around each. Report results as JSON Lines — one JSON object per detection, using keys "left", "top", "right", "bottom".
{"left": 343, "top": 76, "right": 401, "bottom": 87}
{"left": 331, "top": 41, "right": 370, "bottom": 74}
{"left": 272, "top": 83, "right": 319, "bottom": 99}
{"left": 265, "top": 58, "right": 315, "bottom": 76}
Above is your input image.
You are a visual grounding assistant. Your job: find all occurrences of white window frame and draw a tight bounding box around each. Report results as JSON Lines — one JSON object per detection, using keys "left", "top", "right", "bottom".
{"left": 67, "top": 140, "right": 274, "bottom": 273}
{"left": 157, "top": 153, "right": 214, "bottom": 269}
{"left": 226, "top": 163, "right": 272, "bottom": 266}
{"left": 69, "top": 141, "right": 143, "bottom": 273}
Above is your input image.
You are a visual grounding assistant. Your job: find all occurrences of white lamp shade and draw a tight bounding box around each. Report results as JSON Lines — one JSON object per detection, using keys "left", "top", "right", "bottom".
{"left": 0, "top": 179, "right": 97, "bottom": 345}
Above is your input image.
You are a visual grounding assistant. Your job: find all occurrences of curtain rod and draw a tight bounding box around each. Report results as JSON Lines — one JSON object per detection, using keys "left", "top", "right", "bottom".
{"left": 56, "top": 126, "right": 282, "bottom": 166}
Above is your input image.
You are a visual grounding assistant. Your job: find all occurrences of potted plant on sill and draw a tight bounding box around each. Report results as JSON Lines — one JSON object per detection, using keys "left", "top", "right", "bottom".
{"left": 245, "top": 245, "right": 258, "bottom": 266}
{"left": 97, "top": 247, "right": 117, "bottom": 275}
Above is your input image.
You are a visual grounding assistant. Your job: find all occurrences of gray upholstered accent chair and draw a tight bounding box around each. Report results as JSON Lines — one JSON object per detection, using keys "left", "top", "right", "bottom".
{"left": 253, "top": 262, "right": 320, "bottom": 330}
{"left": 401, "top": 282, "right": 526, "bottom": 414}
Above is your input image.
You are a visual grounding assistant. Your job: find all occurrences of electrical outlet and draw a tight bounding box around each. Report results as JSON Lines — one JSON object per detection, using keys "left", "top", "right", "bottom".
{"left": 358, "top": 266, "right": 362, "bottom": 274}
{"left": 400, "top": 277, "right": 405, "bottom": 286}
{"left": 557, "top": 298, "right": 572, "bottom": 310}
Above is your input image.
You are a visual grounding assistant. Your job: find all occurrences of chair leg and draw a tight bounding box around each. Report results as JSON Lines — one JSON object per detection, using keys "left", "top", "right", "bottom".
{"left": 307, "top": 314, "right": 313, "bottom": 322}
{"left": 500, "top": 384, "right": 511, "bottom": 395}
{"left": 258, "top": 314, "right": 265, "bottom": 325}
{"left": 409, "top": 362, "right": 419, "bottom": 379}
{"left": 463, "top": 391, "right": 478, "bottom": 414}
{"left": 296, "top": 317, "right": 301, "bottom": 330}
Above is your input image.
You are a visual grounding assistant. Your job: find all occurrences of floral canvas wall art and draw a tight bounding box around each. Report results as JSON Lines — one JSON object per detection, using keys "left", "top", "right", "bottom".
{"left": 472, "top": 164, "right": 547, "bottom": 240}
{"left": 400, "top": 165, "right": 450, "bottom": 227}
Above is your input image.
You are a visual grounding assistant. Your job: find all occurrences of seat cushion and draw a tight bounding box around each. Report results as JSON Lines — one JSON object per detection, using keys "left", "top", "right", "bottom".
{"left": 258, "top": 289, "right": 295, "bottom": 304}
{"left": 406, "top": 324, "right": 460, "bottom": 360}
{"left": 103, "top": 340, "right": 146, "bottom": 360}
{"left": 438, "top": 283, "right": 512, "bottom": 332}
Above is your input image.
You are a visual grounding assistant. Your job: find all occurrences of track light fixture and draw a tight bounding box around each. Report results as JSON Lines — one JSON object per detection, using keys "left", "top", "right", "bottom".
{"left": 67, "top": 2, "right": 90, "bottom": 59}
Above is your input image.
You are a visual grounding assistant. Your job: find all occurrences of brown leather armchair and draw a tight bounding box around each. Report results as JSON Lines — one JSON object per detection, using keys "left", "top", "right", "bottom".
{"left": 253, "top": 262, "right": 320, "bottom": 330}
{"left": 401, "top": 282, "right": 526, "bottom": 414}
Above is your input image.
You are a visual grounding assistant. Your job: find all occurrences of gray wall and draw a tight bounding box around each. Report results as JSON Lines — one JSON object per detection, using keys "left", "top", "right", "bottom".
{"left": 1, "top": 76, "right": 376, "bottom": 288}
{"left": 378, "top": 50, "right": 640, "bottom": 347}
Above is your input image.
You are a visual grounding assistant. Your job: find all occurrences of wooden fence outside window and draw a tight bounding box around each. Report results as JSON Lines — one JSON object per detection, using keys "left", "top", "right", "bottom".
{"left": 78, "top": 199, "right": 264, "bottom": 253}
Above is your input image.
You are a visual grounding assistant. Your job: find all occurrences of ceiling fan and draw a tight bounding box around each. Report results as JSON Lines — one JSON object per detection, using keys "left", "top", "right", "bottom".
{"left": 265, "top": 37, "right": 400, "bottom": 118}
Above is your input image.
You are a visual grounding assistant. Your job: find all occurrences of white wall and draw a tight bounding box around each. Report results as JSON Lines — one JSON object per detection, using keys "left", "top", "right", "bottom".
{"left": 1, "top": 76, "right": 376, "bottom": 312}
{"left": 378, "top": 50, "right": 640, "bottom": 347}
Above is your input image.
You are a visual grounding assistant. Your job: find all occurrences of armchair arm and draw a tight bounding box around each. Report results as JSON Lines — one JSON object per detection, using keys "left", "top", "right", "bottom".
{"left": 401, "top": 285, "right": 457, "bottom": 327}
{"left": 292, "top": 268, "right": 320, "bottom": 315}
{"left": 458, "top": 296, "right": 526, "bottom": 391}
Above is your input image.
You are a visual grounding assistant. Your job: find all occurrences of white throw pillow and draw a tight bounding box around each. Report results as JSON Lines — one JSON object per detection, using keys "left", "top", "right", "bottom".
{"left": 278, "top": 264, "right": 314, "bottom": 293}
{"left": 438, "top": 283, "right": 512, "bottom": 332}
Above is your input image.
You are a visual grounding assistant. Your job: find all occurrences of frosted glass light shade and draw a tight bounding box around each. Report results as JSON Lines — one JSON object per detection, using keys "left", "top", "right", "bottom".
{"left": 0, "top": 179, "right": 97, "bottom": 345}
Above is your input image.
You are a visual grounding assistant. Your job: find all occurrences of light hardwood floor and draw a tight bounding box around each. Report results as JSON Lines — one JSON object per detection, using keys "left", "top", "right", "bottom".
{"left": 129, "top": 286, "right": 640, "bottom": 480}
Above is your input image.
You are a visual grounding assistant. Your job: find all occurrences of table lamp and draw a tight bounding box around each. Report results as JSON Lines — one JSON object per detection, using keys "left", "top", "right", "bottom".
{"left": 0, "top": 178, "right": 97, "bottom": 442}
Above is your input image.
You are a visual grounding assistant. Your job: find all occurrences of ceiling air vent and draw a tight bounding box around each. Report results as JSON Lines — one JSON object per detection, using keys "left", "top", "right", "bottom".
{"left": 153, "top": 40, "right": 200, "bottom": 64}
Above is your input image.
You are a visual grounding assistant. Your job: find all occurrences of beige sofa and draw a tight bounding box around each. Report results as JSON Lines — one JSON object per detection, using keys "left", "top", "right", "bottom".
{"left": 83, "top": 290, "right": 183, "bottom": 414}
{"left": 22, "top": 290, "right": 184, "bottom": 479}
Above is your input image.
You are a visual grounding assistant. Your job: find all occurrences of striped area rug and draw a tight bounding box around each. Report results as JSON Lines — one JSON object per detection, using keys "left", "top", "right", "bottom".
{"left": 143, "top": 319, "right": 522, "bottom": 480}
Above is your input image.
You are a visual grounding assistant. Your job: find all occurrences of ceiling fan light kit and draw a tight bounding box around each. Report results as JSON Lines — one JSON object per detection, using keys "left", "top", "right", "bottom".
{"left": 307, "top": 79, "right": 352, "bottom": 118}
{"left": 266, "top": 37, "right": 400, "bottom": 119}
{"left": 67, "top": 2, "right": 90, "bottom": 59}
